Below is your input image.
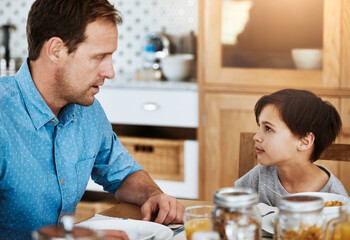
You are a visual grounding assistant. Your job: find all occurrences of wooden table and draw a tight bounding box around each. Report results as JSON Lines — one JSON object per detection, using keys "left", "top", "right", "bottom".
{"left": 97, "top": 199, "right": 273, "bottom": 239}
{"left": 96, "top": 199, "right": 211, "bottom": 240}
{"left": 98, "top": 199, "right": 211, "bottom": 220}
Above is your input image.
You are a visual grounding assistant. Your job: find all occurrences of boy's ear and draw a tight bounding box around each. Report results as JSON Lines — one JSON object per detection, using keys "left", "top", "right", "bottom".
{"left": 297, "top": 132, "right": 315, "bottom": 151}
{"left": 45, "top": 37, "right": 66, "bottom": 63}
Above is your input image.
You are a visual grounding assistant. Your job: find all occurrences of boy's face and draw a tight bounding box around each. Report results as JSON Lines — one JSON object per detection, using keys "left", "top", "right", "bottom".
{"left": 254, "top": 104, "right": 301, "bottom": 166}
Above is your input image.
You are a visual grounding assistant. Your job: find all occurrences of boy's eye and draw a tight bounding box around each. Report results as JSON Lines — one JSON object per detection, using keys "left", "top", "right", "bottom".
{"left": 265, "top": 125, "right": 272, "bottom": 132}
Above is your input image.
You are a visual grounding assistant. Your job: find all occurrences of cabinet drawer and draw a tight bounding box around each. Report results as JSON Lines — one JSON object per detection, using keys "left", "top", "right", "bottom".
{"left": 96, "top": 88, "right": 198, "bottom": 127}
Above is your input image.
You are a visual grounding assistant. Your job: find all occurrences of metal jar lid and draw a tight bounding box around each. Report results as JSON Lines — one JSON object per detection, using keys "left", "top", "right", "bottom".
{"left": 213, "top": 187, "right": 258, "bottom": 208}
{"left": 279, "top": 195, "right": 324, "bottom": 212}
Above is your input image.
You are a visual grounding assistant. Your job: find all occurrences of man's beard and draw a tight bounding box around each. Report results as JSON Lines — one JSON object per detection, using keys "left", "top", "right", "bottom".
{"left": 54, "top": 66, "right": 95, "bottom": 107}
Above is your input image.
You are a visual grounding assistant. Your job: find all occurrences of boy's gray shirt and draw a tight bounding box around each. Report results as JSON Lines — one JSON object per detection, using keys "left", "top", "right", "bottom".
{"left": 234, "top": 164, "right": 349, "bottom": 206}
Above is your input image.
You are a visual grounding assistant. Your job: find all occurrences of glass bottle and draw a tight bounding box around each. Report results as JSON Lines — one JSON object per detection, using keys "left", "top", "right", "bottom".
{"left": 325, "top": 203, "right": 350, "bottom": 240}
{"left": 212, "top": 187, "right": 261, "bottom": 240}
{"left": 275, "top": 195, "right": 325, "bottom": 240}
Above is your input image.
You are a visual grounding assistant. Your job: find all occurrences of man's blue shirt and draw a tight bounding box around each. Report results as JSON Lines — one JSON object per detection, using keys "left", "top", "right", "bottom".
{"left": 0, "top": 59, "right": 142, "bottom": 239}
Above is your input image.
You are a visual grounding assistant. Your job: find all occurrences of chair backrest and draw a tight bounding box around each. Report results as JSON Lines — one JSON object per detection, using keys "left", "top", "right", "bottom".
{"left": 239, "top": 132, "right": 257, "bottom": 178}
{"left": 238, "top": 132, "right": 350, "bottom": 178}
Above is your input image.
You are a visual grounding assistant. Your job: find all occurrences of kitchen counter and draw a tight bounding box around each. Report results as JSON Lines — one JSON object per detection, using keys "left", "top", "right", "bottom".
{"left": 103, "top": 74, "right": 197, "bottom": 91}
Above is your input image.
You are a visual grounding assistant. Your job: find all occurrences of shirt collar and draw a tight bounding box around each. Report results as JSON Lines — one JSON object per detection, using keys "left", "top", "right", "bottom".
{"left": 15, "top": 58, "right": 76, "bottom": 130}
{"left": 59, "top": 103, "right": 77, "bottom": 126}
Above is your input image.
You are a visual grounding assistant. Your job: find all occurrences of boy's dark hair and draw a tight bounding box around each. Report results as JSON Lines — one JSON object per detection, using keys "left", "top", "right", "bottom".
{"left": 27, "top": 0, "right": 123, "bottom": 60}
{"left": 255, "top": 89, "right": 342, "bottom": 162}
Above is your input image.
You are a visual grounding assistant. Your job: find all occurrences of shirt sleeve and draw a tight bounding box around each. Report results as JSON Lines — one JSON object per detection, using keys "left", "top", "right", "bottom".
{"left": 88, "top": 100, "right": 143, "bottom": 195}
{"left": 91, "top": 132, "right": 143, "bottom": 195}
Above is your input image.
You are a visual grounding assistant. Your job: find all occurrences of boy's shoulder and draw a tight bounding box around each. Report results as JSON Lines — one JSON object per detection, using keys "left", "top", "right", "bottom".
{"left": 254, "top": 164, "right": 276, "bottom": 174}
{"left": 236, "top": 165, "right": 276, "bottom": 183}
{"left": 317, "top": 164, "right": 349, "bottom": 197}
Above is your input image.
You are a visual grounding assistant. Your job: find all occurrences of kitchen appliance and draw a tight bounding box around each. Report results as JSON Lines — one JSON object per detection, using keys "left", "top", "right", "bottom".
{"left": 0, "top": 24, "right": 21, "bottom": 76}
{"left": 146, "top": 32, "right": 173, "bottom": 59}
{"left": 141, "top": 32, "right": 174, "bottom": 81}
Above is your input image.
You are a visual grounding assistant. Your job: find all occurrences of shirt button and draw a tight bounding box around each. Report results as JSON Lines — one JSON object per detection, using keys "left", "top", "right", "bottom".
{"left": 61, "top": 179, "right": 64, "bottom": 184}
{"left": 50, "top": 119, "right": 55, "bottom": 123}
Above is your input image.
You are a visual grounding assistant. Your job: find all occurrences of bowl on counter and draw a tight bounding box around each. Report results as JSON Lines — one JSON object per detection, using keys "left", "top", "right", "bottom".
{"left": 161, "top": 54, "right": 194, "bottom": 81}
{"left": 291, "top": 48, "right": 323, "bottom": 70}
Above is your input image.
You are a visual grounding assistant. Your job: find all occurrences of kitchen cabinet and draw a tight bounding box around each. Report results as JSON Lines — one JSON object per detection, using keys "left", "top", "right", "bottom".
{"left": 198, "top": 0, "right": 350, "bottom": 200}
{"left": 87, "top": 79, "right": 199, "bottom": 199}
{"left": 201, "top": 0, "right": 344, "bottom": 88}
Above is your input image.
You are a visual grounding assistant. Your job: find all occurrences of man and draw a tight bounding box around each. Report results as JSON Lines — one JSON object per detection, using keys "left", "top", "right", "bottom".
{"left": 0, "top": 0, "right": 184, "bottom": 239}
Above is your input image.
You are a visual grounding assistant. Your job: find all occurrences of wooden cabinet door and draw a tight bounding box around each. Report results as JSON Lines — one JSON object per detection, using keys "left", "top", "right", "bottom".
{"left": 339, "top": 98, "right": 350, "bottom": 192}
{"left": 201, "top": 93, "right": 261, "bottom": 201}
{"left": 201, "top": 0, "right": 341, "bottom": 88}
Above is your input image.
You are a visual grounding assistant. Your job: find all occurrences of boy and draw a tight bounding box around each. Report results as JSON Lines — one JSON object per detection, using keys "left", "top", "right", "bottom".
{"left": 235, "top": 89, "right": 348, "bottom": 206}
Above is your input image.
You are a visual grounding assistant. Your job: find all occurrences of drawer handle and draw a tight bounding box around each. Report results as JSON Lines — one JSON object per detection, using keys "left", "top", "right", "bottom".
{"left": 142, "top": 102, "right": 159, "bottom": 111}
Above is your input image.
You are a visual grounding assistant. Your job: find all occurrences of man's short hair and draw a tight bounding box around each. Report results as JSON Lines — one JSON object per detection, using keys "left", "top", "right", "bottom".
{"left": 254, "top": 89, "right": 342, "bottom": 162}
{"left": 27, "top": 0, "right": 123, "bottom": 60}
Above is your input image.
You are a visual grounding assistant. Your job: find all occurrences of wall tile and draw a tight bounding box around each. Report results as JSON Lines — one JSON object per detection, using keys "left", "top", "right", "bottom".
{"left": 0, "top": 0, "right": 198, "bottom": 74}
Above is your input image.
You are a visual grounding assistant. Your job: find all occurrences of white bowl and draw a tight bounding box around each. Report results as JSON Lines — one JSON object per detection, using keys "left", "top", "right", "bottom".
{"left": 289, "top": 192, "right": 350, "bottom": 221}
{"left": 161, "top": 54, "right": 194, "bottom": 81}
{"left": 291, "top": 48, "right": 323, "bottom": 70}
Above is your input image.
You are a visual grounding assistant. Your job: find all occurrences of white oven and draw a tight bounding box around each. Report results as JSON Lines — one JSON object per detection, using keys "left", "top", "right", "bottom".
{"left": 86, "top": 80, "right": 199, "bottom": 199}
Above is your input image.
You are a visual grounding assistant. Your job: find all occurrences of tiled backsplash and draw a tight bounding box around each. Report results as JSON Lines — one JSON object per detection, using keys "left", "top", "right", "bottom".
{"left": 0, "top": 0, "right": 198, "bottom": 75}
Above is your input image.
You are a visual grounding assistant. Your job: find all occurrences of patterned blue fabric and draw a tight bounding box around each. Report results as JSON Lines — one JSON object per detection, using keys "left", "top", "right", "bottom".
{"left": 0, "top": 59, "right": 142, "bottom": 240}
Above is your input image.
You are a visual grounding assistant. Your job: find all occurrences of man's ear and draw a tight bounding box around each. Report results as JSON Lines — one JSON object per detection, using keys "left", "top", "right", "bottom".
{"left": 297, "top": 132, "right": 315, "bottom": 151}
{"left": 45, "top": 37, "right": 66, "bottom": 63}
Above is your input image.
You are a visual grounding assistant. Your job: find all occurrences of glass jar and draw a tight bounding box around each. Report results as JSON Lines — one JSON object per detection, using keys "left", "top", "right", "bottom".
{"left": 212, "top": 187, "right": 261, "bottom": 240}
{"left": 325, "top": 203, "right": 350, "bottom": 240}
{"left": 275, "top": 195, "right": 325, "bottom": 240}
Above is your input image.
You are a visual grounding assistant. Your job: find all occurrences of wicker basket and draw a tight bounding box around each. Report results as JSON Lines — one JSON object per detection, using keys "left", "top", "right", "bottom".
{"left": 119, "top": 137, "right": 184, "bottom": 181}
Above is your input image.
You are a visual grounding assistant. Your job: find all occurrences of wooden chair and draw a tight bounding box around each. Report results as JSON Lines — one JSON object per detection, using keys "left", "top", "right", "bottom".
{"left": 239, "top": 132, "right": 257, "bottom": 178}
{"left": 238, "top": 132, "right": 350, "bottom": 178}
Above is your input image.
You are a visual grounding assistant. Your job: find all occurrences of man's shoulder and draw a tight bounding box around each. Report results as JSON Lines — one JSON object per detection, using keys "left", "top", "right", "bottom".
{"left": 0, "top": 76, "right": 18, "bottom": 106}
{"left": 73, "top": 98, "right": 109, "bottom": 125}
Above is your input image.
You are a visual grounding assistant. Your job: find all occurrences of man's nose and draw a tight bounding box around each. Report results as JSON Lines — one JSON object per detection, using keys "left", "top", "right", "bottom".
{"left": 101, "top": 59, "right": 115, "bottom": 79}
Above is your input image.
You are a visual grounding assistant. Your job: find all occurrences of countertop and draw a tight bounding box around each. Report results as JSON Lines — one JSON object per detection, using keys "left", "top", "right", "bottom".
{"left": 103, "top": 74, "right": 198, "bottom": 91}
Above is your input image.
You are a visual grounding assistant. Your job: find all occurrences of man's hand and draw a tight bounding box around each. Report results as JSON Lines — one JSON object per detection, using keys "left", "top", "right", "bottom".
{"left": 141, "top": 193, "right": 184, "bottom": 225}
{"left": 102, "top": 230, "right": 129, "bottom": 240}
{"left": 115, "top": 170, "right": 184, "bottom": 225}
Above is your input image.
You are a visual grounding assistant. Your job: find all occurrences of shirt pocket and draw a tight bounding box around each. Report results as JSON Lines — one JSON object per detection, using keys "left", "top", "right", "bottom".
{"left": 74, "top": 157, "right": 95, "bottom": 205}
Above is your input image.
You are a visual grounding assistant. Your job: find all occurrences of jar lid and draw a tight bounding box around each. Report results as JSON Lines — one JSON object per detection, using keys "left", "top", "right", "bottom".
{"left": 279, "top": 195, "right": 324, "bottom": 212}
{"left": 213, "top": 187, "right": 258, "bottom": 208}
